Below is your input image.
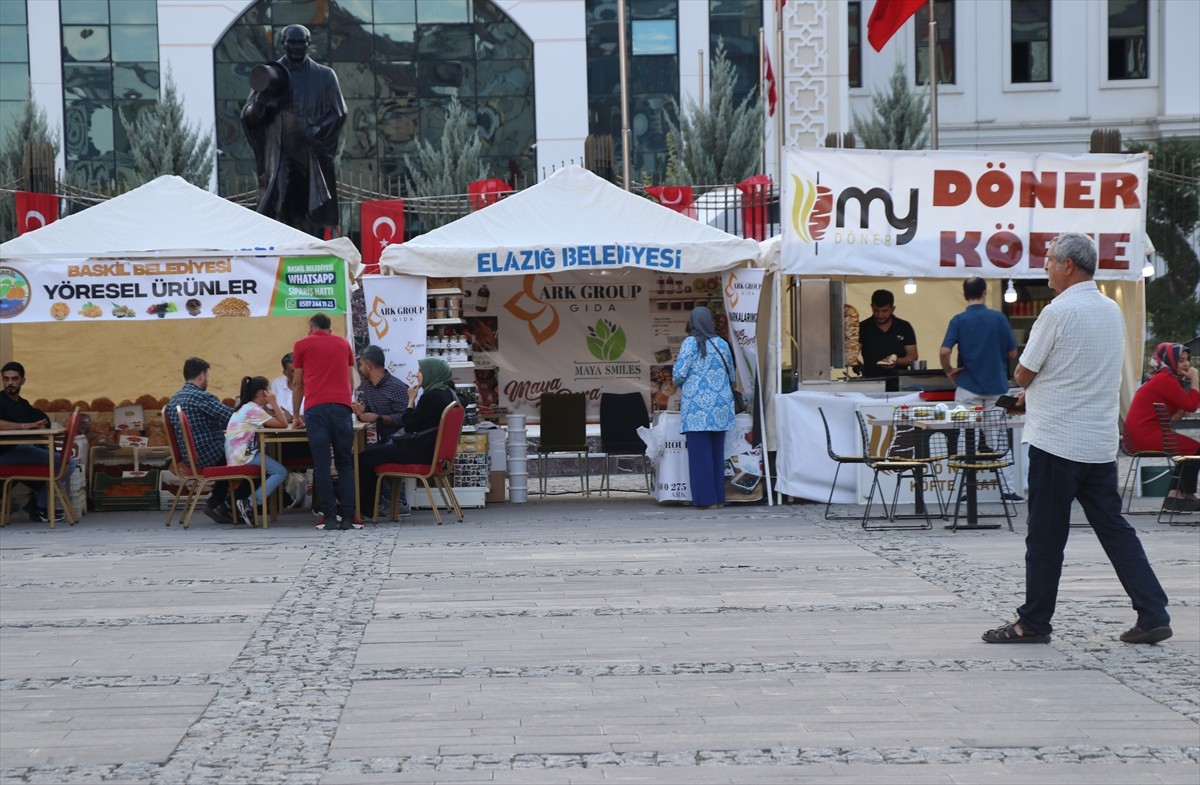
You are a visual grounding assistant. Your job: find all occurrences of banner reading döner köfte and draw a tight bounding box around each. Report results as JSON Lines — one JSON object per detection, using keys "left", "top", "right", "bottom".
{"left": 781, "top": 149, "right": 1148, "bottom": 280}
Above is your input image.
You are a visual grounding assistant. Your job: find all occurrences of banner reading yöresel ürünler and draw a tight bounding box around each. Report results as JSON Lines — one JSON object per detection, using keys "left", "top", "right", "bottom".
{"left": 781, "top": 149, "right": 1148, "bottom": 280}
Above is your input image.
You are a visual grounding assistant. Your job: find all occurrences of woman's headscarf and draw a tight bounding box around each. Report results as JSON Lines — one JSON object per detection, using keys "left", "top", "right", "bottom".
{"left": 687, "top": 306, "right": 719, "bottom": 357}
{"left": 1144, "top": 342, "right": 1186, "bottom": 385}
{"left": 418, "top": 357, "right": 453, "bottom": 392}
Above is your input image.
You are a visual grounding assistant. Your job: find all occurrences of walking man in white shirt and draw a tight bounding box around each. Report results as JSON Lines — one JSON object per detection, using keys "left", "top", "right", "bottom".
{"left": 981, "top": 233, "right": 1171, "bottom": 646}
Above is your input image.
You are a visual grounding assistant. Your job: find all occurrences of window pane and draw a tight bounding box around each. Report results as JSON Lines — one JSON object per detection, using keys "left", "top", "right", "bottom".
{"left": 113, "top": 62, "right": 158, "bottom": 99}
{"left": 632, "top": 20, "right": 676, "bottom": 56}
{"left": 1011, "top": 0, "right": 1050, "bottom": 83}
{"left": 111, "top": 26, "right": 159, "bottom": 62}
{"left": 64, "top": 64, "right": 112, "bottom": 100}
{"left": 373, "top": 24, "right": 417, "bottom": 60}
{"left": 630, "top": 0, "right": 676, "bottom": 21}
{"left": 849, "top": 1, "right": 862, "bottom": 88}
{"left": 417, "top": 0, "right": 468, "bottom": 24}
{"left": 63, "top": 26, "right": 111, "bottom": 62}
{"left": 0, "top": 24, "right": 28, "bottom": 62}
{"left": 1108, "top": 0, "right": 1148, "bottom": 79}
{"left": 0, "top": 63, "right": 29, "bottom": 102}
{"left": 60, "top": 0, "right": 109, "bottom": 24}
{"left": 0, "top": 3, "right": 27, "bottom": 24}
{"left": 109, "top": 0, "right": 158, "bottom": 25}
{"left": 915, "top": 0, "right": 955, "bottom": 85}
{"left": 333, "top": 0, "right": 375, "bottom": 24}
{"left": 417, "top": 23, "right": 472, "bottom": 60}
{"left": 373, "top": 0, "right": 415, "bottom": 24}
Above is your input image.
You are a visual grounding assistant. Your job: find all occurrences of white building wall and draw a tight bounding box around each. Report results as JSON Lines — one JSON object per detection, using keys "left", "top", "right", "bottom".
{"left": 840, "top": 0, "right": 1198, "bottom": 154}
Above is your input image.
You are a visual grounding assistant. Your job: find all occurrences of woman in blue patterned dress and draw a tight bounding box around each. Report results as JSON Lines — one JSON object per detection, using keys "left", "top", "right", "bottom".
{"left": 672, "top": 306, "right": 736, "bottom": 508}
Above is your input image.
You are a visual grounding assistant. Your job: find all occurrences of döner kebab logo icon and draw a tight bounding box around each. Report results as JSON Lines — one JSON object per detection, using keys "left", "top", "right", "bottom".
{"left": 790, "top": 176, "right": 833, "bottom": 244}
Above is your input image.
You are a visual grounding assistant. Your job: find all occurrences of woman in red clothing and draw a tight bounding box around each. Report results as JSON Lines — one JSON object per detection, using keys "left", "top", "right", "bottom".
{"left": 1125, "top": 343, "right": 1200, "bottom": 511}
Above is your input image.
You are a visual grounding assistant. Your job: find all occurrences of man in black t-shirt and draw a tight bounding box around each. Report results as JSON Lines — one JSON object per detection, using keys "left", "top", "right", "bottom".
{"left": 0, "top": 362, "right": 70, "bottom": 523}
{"left": 859, "top": 289, "right": 919, "bottom": 379}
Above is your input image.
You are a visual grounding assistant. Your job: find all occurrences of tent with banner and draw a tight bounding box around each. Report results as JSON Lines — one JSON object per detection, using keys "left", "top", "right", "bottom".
{"left": 375, "top": 164, "right": 771, "bottom": 503}
{"left": 0, "top": 175, "right": 362, "bottom": 404}
{"left": 769, "top": 148, "right": 1149, "bottom": 503}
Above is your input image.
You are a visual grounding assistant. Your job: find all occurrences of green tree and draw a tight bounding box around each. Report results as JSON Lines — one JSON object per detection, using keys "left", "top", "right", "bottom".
{"left": 118, "top": 68, "right": 215, "bottom": 187}
{"left": 404, "top": 95, "right": 485, "bottom": 230}
{"left": 665, "top": 39, "right": 763, "bottom": 185}
{"left": 853, "top": 62, "right": 930, "bottom": 150}
{"left": 0, "top": 94, "right": 59, "bottom": 243}
{"left": 1128, "top": 137, "right": 1200, "bottom": 344}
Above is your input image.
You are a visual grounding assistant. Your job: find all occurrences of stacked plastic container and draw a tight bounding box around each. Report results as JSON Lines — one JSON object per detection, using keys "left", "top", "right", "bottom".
{"left": 506, "top": 414, "right": 528, "bottom": 503}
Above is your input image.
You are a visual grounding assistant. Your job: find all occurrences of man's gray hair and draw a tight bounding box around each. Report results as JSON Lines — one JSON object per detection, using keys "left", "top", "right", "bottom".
{"left": 1051, "top": 232, "right": 1097, "bottom": 275}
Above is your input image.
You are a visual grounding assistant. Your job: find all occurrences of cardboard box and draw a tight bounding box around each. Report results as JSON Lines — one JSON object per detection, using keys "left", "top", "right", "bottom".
{"left": 485, "top": 470, "right": 506, "bottom": 503}
{"left": 114, "top": 404, "right": 144, "bottom": 431}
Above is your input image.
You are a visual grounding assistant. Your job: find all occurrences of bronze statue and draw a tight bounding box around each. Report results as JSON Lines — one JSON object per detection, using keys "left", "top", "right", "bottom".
{"left": 241, "top": 24, "right": 346, "bottom": 237}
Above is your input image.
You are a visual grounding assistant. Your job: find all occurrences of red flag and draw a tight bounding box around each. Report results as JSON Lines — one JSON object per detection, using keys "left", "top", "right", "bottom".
{"left": 763, "top": 47, "right": 778, "bottom": 118}
{"left": 645, "top": 186, "right": 696, "bottom": 218}
{"left": 867, "top": 0, "right": 926, "bottom": 52}
{"left": 360, "top": 199, "right": 405, "bottom": 275}
{"left": 467, "top": 178, "right": 513, "bottom": 211}
{"left": 14, "top": 191, "right": 58, "bottom": 235}
{"left": 736, "top": 175, "right": 772, "bottom": 241}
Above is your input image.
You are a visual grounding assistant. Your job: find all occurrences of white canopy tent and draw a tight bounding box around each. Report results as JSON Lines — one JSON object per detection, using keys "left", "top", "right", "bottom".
{"left": 379, "top": 165, "right": 760, "bottom": 277}
{"left": 1, "top": 176, "right": 362, "bottom": 404}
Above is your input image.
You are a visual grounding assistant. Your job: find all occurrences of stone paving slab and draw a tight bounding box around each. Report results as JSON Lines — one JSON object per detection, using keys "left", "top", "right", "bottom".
{"left": 355, "top": 609, "right": 1060, "bottom": 668}
{"left": 0, "top": 623, "right": 256, "bottom": 679}
{"left": 0, "top": 500, "right": 1196, "bottom": 784}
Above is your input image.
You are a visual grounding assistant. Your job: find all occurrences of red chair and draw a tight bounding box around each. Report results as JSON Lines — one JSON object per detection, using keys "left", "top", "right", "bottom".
{"left": 175, "top": 406, "right": 262, "bottom": 528}
{"left": 373, "top": 402, "right": 465, "bottom": 524}
{"left": 0, "top": 408, "right": 81, "bottom": 528}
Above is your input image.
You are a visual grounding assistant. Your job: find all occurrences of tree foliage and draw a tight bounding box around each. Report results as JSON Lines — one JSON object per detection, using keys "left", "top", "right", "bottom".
{"left": 853, "top": 62, "right": 930, "bottom": 150}
{"left": 404, "top": 95, "right": 485, "bottom": 229}
{"left": 1127, "top": 137, "right": 1200, "bottom": 344}
{"left": 119, "top": 69, "right": 214, "bottom": 187}
{"left": 0, "top": 95, "right": 59, "bottom": 243}
{"left": 665, "top": 39, "right": 763, "bottom": 185}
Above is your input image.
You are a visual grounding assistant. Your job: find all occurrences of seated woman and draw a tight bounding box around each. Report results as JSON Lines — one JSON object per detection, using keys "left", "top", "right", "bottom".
{"left": 1124, "top": 342, "right": 1200, "bottom": 511}
{"left": 357, "top": 358, "right": 459, "bottom": 518}
{"left": 224, "top": 376, "right": 290, "bottom": 524}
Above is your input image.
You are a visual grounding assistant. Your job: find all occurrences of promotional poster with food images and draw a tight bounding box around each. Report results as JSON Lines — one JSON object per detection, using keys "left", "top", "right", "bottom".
{"left": 0, "top": 256, "right": 349, "bottom": 323}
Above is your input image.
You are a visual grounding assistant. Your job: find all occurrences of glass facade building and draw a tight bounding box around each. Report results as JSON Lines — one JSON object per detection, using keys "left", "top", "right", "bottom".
{"left": 213, "top": 0, "right": 536, "bottom": 196}
{"left": 0, "top": 2, "right": 30, "bottom": 138}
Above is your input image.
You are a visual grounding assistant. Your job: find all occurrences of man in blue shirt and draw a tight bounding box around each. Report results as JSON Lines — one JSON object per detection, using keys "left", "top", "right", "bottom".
{"left": 940, "top": 277, "right": 1021, "bottom": 500}
{"left": 166, "top": 358, "right": 235, "bottom": 523}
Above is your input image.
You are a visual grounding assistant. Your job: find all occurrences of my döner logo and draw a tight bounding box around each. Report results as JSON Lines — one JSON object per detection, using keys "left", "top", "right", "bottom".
{"left": 791, "top": 175, "right": 918, "bottom": 247}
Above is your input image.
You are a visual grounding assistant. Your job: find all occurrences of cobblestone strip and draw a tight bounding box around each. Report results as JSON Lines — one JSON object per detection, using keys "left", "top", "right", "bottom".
{"left": 11, "top": 744, "right": 1196, "bottom": 782}
{"left": 138, "top": 528, "right": 398, "bottom": 785}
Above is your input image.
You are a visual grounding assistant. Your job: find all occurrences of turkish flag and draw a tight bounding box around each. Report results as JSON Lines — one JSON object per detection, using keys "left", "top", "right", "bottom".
{"left": 736, "top": 175, "right": 772, "bottom": 241}
{"left": 360, "top": 199, "right": 405, "bottom": 275}
{"left": 763, "top": 47, "right": 778, "bottom": 118}
{"left": 867, "top": 0, "right": 926, "bottom": 52}
{"left": 645, "top": 186, "right": 695, "bottom": 218}
{"left": 468, "top": 178, "right": 513, "bottom": 211}
{"left": 14, "top": 191, "right": 58, "bottom": 235}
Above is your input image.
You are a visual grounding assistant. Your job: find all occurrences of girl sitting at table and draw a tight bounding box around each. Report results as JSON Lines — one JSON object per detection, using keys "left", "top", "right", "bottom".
{"left": 224, "top": 375, "right": 290, "bottom": 524}
{"left": 1124, "top": 342, "right": 1200, "bottom": 511}
{"left": 357, "top": 357, "right": 460, "bottom": 519}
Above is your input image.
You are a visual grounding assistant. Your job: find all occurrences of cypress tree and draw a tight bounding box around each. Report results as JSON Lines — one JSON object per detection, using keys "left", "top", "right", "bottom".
{"left": 853, "top": 62, "right": 930, "bottom": 150}
{"left": 0, "top": 94, "right": 58, "bottom": 242}
{"left": 404, "top": 95, "right": 485, "bottom": 230}
{"left": 119, "top": 68, "right": 215, "bottom": 187}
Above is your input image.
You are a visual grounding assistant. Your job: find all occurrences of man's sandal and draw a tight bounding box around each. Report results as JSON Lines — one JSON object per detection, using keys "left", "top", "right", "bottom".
{"left": 981, "top": 620, "right": 1050, "bottom": 644}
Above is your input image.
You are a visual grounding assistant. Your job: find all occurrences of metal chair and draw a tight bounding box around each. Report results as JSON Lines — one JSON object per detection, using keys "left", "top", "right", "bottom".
{"left": 536, "top": 392, "right": 589, "bottom": 496}
{"left": 597, "top": 392, "right": 650, "bottom": 495}
{"left": 175, "top": 406, "right": 262, "bottom": 528}
{"left": 372, "top": 402, "right": 465, "bottom": 525}
{"left": 855, "top": 410, "right": 934, "bottom": 530}
{"left": 1152, "top": 402, "right": 1200, "bottom": 525}
{"left": 0, "top": 408, "right": 81, "bottom": 528}
{"left": 945, "top": 409, "right": 1017, "bottom": 532}
{"left": 1119, "top": 422, "right": 1169, "bottom": 515}
{"left": 818, "top": 406, "right": 866, "bottom": 520}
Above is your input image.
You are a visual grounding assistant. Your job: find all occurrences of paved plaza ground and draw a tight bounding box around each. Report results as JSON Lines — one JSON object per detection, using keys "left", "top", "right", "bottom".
{"left": 0, "top": 488, "right": 1197, "bottom": 785}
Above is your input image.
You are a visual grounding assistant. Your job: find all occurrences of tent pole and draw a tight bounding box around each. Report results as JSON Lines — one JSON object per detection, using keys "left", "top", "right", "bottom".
{"left": 617, "top": 0, "right": 632, "bottom": 190}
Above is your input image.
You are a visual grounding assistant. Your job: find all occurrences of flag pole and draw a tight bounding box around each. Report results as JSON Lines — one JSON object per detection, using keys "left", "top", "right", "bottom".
{"left": 775, "top": 4, "right": 784, "bottom": 190}
{"left": 617, "top": 0, "right": 632, "bottom": 189}
{"left": 928, "top": 0, "right": 938, "bottom": 149}
{"left": 759, "top": 27, "right": 768, "bottom": 177}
